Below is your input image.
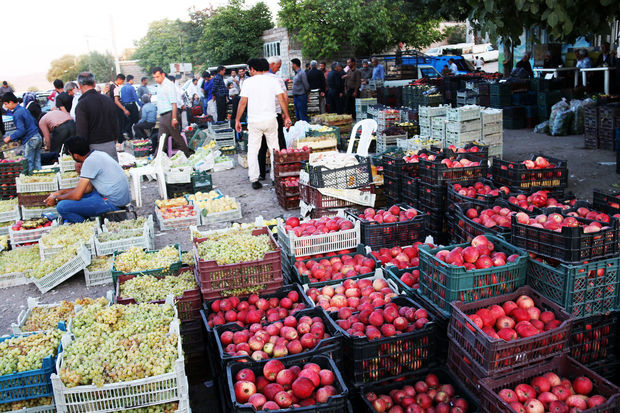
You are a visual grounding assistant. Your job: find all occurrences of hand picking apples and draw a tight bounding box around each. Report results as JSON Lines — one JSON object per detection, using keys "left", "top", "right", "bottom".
{"left": 218, "top": 311, "right": 331, "bottom": 360}
{"left": 365, "top": 373, "right": 470, "bottom": 413}
{"left": 466, "top": 294, "right": 561, "bottom": 341}
{"left": 206, "top": 289, "right": 307, "bottom": 328}
{"left": 305, "top": 277, "right": 398, "bottom": 312}
{"left": 356, "top": 205, "right": 420, "bottom": 224}
{"left": 496, "top": 373, "right": 607, "bottom": 413}
{"left": 293, "top": 252, "right": 376, "bottom": 283}
{"left": 433, "top": 235, "right": 520, "bottom": 270}
{"left": 370, "top": 242, "right": 435, "bottom": 269}
{"left": 515, "top": 212, "right": 608, "bottom": 233}
{"left": 334, "top": 300, "right": 431, "bottom": 339}
{"left": 283, "top": 216, "right": 355, "bottom": 237}
{"left": 232, "top": 358, "right": 341, "bottom": 409}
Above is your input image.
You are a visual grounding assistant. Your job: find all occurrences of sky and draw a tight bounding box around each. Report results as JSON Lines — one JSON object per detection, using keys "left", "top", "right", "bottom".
{"left": 1, "top": 0, "right": 280, "bottom": 88}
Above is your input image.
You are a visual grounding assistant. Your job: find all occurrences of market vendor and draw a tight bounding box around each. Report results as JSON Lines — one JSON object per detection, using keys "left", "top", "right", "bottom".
{"left": 44, "top": 136, "right": 130, "bottom": 223}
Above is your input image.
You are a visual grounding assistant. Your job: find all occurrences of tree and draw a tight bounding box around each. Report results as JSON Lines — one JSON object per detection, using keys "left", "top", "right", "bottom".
{"left": 133, "top": 19, "right": 199, "bottom": 72}
{"left": 78, "top": 51, "right": 115, "bottom": 84}
{"left": 278, "top": 0, "right": 443, "bottom": 58}
{"left": 445, "top": 24, "right": 467, "bottom": 44}
{"left": 200, "top": 0, "right": 273, "bottom": 65}
{"left": 47, "top": 55, "right": 81, "bottom": 83}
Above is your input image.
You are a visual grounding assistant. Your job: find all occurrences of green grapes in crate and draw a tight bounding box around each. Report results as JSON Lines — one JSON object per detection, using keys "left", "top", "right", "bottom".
{"left": 196, "top": 229, "right": 273, "bottom": 265}
{"left": 120, "top": 272, "right": 196, "bottom": 303}
{"left": 40, "top": 221, "right": 96, "bottom": 247}
{"left": 29, "top": 246, "right": 79, "bottom": 279}
{"left": 22, "top": 297, "right": 108, "bottom": 332}
{"left": 0, "top": 397, "right": 53, "bottom": 412}
{"left": 0, "top": 198, "right": 17, "bottom": 213}
{"left": 105, "top": 217, "right": 149, "bottom": 232}
{"left": 114, "top": 246, "right": 179, "bottom": 273}
{"left": 97, "top": 229, "right": 143, "bottom": 242}
{"left": 0, "top": 246, "right": 41, "bottom": 274}
{"left": 87, "top": 256, "right": 113, "bottom": 272}
{"left": 0, "top": 330, "right": 62, "bottom": 375}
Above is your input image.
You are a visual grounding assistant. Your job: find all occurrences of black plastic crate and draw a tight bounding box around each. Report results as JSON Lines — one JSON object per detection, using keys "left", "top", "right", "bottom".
{"left": 417, "top": 179, "right": 447, "bottom": 211}
{"left": 593, "top": 189, "right": 620, "bottom": 216}
{"left": 383, "top": 153, "right": 420, "bottom": 177}
{"left": 599, "top": 105, "right": 620, "bottom": 129}
{"left": 330, "top": 296, "right": 437, "bottom": 387}
{"left": 346, "top": 204, "right": 429, "bottom": 250}
{"left": 449, "top": 202, "right": 513, "bottom": 244}
{"left": 225, "top": 355, "right": 350, "bottom": 413}
{"left": 490, "top": 83, "right": 511, "bottom": 96}
{"left": 383, "top": 173, "right": 401, "bottom": 201}
{"left": 447, "top": 178, "right": 504, "bottom": 209}
{"left": 304, "top": 155, "right": 373, "bottom": 189}
{"left": 419, "top": 154, "right": 487, "bottom": 186}
{"left": 491, "top": 153, "right": 568, "bottom": 191}
{"left": 400, "top": 174, "right": 417, "bottom": 200}
{"left": 585, "top": 127, "right": 599, "bottom": 149}
{"left": 570, "top": 312, "right": 619, "bottom": 365}
{"left": 511, "top": 214, "right": 619, "bottom": 264}
{"left": 166, "top": 182, "right": 194, "bottom": 198}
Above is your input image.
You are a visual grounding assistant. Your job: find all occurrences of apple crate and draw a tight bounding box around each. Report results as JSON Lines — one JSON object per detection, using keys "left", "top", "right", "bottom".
{"left": 345, "top": 205, "right": 429, "bottom": 250}
{"left": 156, "top": 205, "right": 200, "bottom": 231}
{"left": 9, "top": 221, "right": 57, "bottom": 248}
{"left": 33, "top": 245, "right": 91, "bottom": 294}
{"left": 276, "top": 215, "right": 360, "bottom": 258}
{"left": 448, "top": 286, "right": 572, "bottom": 377}
{"left": 52, "top": 321, "right": 189, "bottom": 413}
{"left": 383, "top": 174, "right": 401, "bottom": 202}
{"left": 478, "top": 355, "right": 620, "bottom": 413}
{"left": 212, "top": 307, "right": 343, "bottom": 375}
{"left": 491, "top": 154, "right": 568, "bottom": 192}
{"left": 303, "top": 155, "right": 373, "bottom": 190}
{"left": 111, "top": 244, "right": 183, "bottom": 285}
{"left": 510, "top": 214, "right": 619, "bottom": 264}
{"left": 115, "top": 269, "right": 201, "bottom": 323}
{"left": 273, "top": 148, "right": 312, "bottom": 164}
{"left": 330, "top": 296, "right": 437, "bottom": 387}
{"left": 274, "top": 162, "right": 302, "bottom": 178}
{"left": 593, "top": 189, "right": 620, "bottom": 216}
{"left": 299, "top": 183, "right": 375, "bottom": 210}
{"left": 290, "top": 245, "right": 377, "bottom": 286}
{"left": 417, "top": 179, "right": 447, "bottom": 211}
{"left": 16, "top": 175, "right": 58, "bottom": 194}
{"left": 359, "top": 367, "right": 480, "bottom": 413}
{"left": 446, "top": 338, "right": 492, "bottom": 394}
{"left": 382, "top": 152, "right": 421, "bottom": 177}
{"left": 569, "top": 312, "right": 619, "bottom": 366}
{"left": 419, "top": 154, "right": 488, "bottom": 186}
{"left": 527, "top": 256, "right": 620, "bottom": 318}
{"left": 418, "top": 234, "right": 528, "bottom": 317}
{"left": 193, "top": 227, "right": 282, "bottom": 301}
{"left": 447, "top": 178, "right": 502, "bottom": 209}
{"left": 0, "top": 331, "right": 62, "bottom": 405}
{"left": 225, "top": 355, "right": 349, "bottom": 413}
{"left": 449, "top": 202, "right": 513, "bottom": 244}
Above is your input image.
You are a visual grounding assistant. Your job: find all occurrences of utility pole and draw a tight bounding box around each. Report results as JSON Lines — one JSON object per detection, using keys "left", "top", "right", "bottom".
{"left": 179, "top": 34, "right": 184, "bottom": 78}
{"left": 110, "top": 15, "right": 121, "bottom": 74}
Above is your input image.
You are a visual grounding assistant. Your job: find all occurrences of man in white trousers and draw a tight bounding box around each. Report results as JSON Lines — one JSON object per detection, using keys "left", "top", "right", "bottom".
{"left": 235, "top": 58, "right": 292, "bottom": 190}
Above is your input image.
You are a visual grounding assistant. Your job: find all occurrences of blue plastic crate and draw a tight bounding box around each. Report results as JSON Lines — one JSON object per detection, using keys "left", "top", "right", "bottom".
{"left": 0, "top": 331, "right": 62, "bottom": 404}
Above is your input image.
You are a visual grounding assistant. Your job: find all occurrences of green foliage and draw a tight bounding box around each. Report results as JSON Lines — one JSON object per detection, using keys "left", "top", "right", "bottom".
{"left": 77, "top": 52, "right": 115, "bottom": 84}
{"left": 444, "top": 24, "right": 467, "bottom": 44}
{"left": 278, "top": 0, "right": 443, "bottom": 58}
{"left": 47, "top": 55, "right": 81, "bottom": 83}
{"left": 200, "top": 1, "right": 273, "bottom": 65}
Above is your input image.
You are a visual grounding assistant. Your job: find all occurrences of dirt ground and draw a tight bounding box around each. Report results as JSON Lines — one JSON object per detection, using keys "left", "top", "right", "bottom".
{"left": 0, "top": 128, "right": 617, "bottom": 412}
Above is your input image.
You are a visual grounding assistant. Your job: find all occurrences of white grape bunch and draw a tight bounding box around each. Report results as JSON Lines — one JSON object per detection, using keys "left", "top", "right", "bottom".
{"left": 0, "top": 330, "right": 62, "bottom": 375}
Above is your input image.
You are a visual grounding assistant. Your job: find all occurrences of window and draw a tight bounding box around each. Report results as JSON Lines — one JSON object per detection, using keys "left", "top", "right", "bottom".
{"left": 264, "top": 41, "right": 281, "bottom": 58}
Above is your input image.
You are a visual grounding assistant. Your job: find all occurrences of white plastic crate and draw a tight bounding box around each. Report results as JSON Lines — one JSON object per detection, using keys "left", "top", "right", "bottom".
{"left": 420, "top": 126, "right": 431, "bottom": 137}
{"left": 9, "top": 222, "right": 57, "bottom": 248}
{"left": 3, "top": 403, "right": 57, "bottom": 413}
{"left": 431, "top": 116, "right": 446, "bottom": 129}
{"left": 213, "top": 158, "right": 234, "bottom": 172}
{"left": 52, "top": 320, "right": 188, "bottom": 413}
{"left": 58, "top": 174, "right": 79, "bottom": 190}
{"left": 12, "top": 297, "right": 67, "bottom": 334}
{"left": 0, "top": 271, "right": 31, "bottom": 289}
{"left": 444, "top": 129, "right": 482, "bottom": 147}
{"left": 33, "top": 245, "right": 91, "bottom": 294}
{"left": 418, "top": 105, "right": 449, "bottom": 118}
{"left": 16, "top": 175, "right": 59, "bottom": 193}
{"left": 446, "top": 119, "right": 482, "bottom": 133}
{"left": 208, "top": 123, "right": 231, "bottom": 133}
{"left": 482, "top": 132, "right": 503, "bottom": 145}
{"left": 0, "top": 205, "right": 20, "bottom": 223}
{"left": 165, "top": 166, "right": 192, "bottom": 184}
{"left": 396, "top": 136, "right": 441, "bottom": 151}
{"left": 418, "top": 116, "right": 431, "bottom": 127}
{"left": 39, "top": 235, "right": 95, "bottom": 261}
{"left": 487, "top": 142, "right": 503, "bottom": 161}
{"left": 482, "top": 121, "right": 503, "bottom": 136}
{"left": 59, "top": 159, "right": 76, "bottom": 173}
{"left": 276, "top": 213, "right": 360, "bottom": 257}
{"left": 200, "top": 203, "right": 243, "bottom": 225}
{"left": 95, "top": 227, "right": 152, "bottom": 256}
{"left": 102, "top": 215, "right": 154, "bottom": 235}
{"left": 446, "top": 105, "right": 481, "bottom": 122}
{"left": 21, "top": 206, "right": 56, "bottom": 220}
{"left": 431, "top": 127, "right": 445, "bottom": 142}
{"left": 376, "top": 133, "right": 406, "bottom": 153}
{"left": 481, "top": 108, "right": 503, "bottom": 124}
{"left": 156, "top": 207, "right": 200, "bottom": 231}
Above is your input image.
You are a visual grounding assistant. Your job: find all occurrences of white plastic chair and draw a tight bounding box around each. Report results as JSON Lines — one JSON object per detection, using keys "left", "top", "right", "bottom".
{"left": 346, "top": 119, "right": 377, "bottom": 156}
{"left": 129, "top": 134, "right": 168, "bottom": 207}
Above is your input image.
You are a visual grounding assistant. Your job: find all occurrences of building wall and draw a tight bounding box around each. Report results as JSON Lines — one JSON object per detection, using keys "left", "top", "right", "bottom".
{"left": 119, "top": 60, "right": 149, "bottom": 81}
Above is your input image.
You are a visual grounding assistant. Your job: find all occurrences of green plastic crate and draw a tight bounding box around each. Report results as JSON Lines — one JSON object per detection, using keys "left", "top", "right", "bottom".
{"left": 527, "top": 256, "right": 620, "bottom": 318}
{"left": 418, "top": 234, "right": 528, "bottom": 317}
{"left": 191, "top": 171, "right": 213, "bottom": 193}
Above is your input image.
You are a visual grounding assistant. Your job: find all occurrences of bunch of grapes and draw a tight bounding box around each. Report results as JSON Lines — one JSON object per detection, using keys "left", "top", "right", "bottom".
{"left": 22, "top": 297, "right": 108, "bottom": 332}
{"left": 197, "top": 229, "right": 273, "bottom": 265}
{"left": 0, "top": 198, "right": 17, "bottom": 213}
{"left": 60, "top": 304, "right": 178, "bottom": 387}
{"left": 120, "top": 272, "right": 196, "bottom": 303}
{"left": 87, "top": 256, "right": 113, "bottom": 272}
{"left": 97, "top": 229, "right": 143, "bottom": 242}
{"left": 61, "top": 171, "right": 79, "bottom": 179}
{"left": 0, "top": 246, "right": 40, "bottom": 274}
{"left": 29, "top": 246, "right": 79, "bottom": 279}
{"left": 105, "top": 217, "right": 148, "bottom": 232}
{"left": 0, "top": 235, "right": 8, "bottom": 251}
{"left": 0, "top": 397, "right": 53, "bottom": 411}
{"left": 113, "top": 246, "right": 179, "bottom": 273}
{"left": 181, "top": 251, "right": 194, "bottom": 267}
{"left": 199, "top": 196, "right": 239, "bottom": 214}
{"left": 40, "top": 221, "right": 96, "bottom": 247}
{"left": 20, "top": 173, "right": 56, "bottom": 183}
{"left": 0, "top": 330, "right": 62, "bottom": 375}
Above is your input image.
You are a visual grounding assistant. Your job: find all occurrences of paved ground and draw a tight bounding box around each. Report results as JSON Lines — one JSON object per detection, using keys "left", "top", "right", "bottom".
{"left": 0, "top": 128, "right": 617, "bottom": 412}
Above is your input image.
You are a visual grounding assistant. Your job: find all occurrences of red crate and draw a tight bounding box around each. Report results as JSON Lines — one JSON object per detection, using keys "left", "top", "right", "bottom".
{"left": 193, "top": 227, "right": 283, "bottom": 300}
{"left": 17, "top": 192, "right": 51, "bottom": 207}
{"left": 274, "top": 162, "right": 302, "bottom": 178}
{"left": 115, "top": 268, "right": 201, "bottom": 323}
{"left": 275, "top": 180, "right": 300, "bottom": 197}
{"left": 448, "top": 286, "right": 572, "bottom": 377}
{"left": 479, "top": 355, "right": 620, "bottom": 413}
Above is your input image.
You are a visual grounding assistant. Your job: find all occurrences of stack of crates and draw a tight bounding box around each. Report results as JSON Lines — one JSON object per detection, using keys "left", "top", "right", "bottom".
{"left": 419, "top": 104, "right": 449, "bottom": 137}
{"left": 537, "top": 90, "right": 562, "bottom": 121}
{"left": 489, "top": 82, "right": 512, "bottom": 108}
{"left": 431, "top": 115, "right": 446, "bottom": 143}
{"left": 456, "top": 89, "right": 478, "bottom": 107}
{"left": 502, "top": 105, "right": 526, "bottom": 129}
{"left": 355, "top": 98, "right": 377, "bottom": 120}
{"left": 584, "top": 106, "right": 598, "bottom": 148}
{"left": 481, "top": 108, "right": 503, "bottom": 159}
{"left": 273, "top": 149, "right": 309, "bottom": 210}
{"left": 444, "top": 105, "right": 482, "bottom": 147}
{"left": 598, "top": 105, "right": 620, "bottom": 151}
{"left": 376, "top": 108, "right": 401, "bottom": 135}
{"left": 478, "top": 82, "right": 491, "bottom": 107}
